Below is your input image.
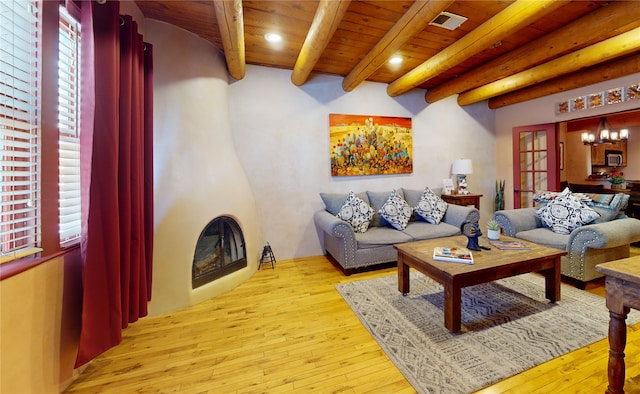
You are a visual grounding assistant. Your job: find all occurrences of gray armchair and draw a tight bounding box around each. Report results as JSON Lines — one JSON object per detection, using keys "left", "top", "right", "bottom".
{"left": 494, "top": 207, "right": 640, "bottom": 286}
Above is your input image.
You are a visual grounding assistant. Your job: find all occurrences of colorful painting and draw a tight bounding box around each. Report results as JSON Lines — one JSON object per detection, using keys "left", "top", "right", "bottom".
{"left": 329, "top": 114, "right": 412, "bottom": 176}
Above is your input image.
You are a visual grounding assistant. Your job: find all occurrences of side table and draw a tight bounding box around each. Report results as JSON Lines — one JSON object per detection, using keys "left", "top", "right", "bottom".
{"left": 441, "top": 193, "right": 482, "bottom": 210}
{"left": 595, "top": 256, "right": 640, "bottom": 394}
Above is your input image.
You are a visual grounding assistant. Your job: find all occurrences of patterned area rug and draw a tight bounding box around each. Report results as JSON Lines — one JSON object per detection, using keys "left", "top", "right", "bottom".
{"left": 336, "top": 272, "right": 640, "bottom": 394}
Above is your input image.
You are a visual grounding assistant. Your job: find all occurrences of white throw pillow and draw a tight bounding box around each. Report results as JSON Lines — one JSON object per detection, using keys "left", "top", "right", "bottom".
{"left": 378, "top": 190, "right": 412, "bottom": 230}
{"left": 414, "top": 187, "right": 448, "bottom": 224}
{"left": 336, "top": 191, "right": 374, "bottom": 233}
{"left": 536, "top": 188, "right": 599, "bottom": 234}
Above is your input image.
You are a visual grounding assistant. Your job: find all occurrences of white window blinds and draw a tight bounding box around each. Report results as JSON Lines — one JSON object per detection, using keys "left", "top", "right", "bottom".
{"left": 0, "top": 0, "right": 42, "bottom": 255}
{"left": 58, "top": 6, "right": 81, "bottom": 245}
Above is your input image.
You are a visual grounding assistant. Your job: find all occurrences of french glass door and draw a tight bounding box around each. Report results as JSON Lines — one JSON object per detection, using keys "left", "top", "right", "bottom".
{"left": 512, "top": 124, "right": 559, "bottom": 208}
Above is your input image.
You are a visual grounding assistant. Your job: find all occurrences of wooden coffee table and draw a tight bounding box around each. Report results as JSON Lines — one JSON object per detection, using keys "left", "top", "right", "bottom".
{"left": 395, "top": 235, "right": 567, "bottom": 333}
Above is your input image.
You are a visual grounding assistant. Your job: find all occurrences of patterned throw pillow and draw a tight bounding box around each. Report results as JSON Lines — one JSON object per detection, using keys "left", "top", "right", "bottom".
{"left": 336, "top": 191, "right": 374, "bottom": 233}
{"left": 378, "top": 190, "right": 412, "bottom": 230}
{"left": 587, "top": 193, "right": 629, "bottom": 223}
{"left": 534, "top": 188, "right": 591, "bottom": 204}
{"left": 536, "top": 188, "right": 600, "bottom": 234}
{"left": 533, "top": 190, "right": 560, "bottom": 203}
{"left": 414, "top": 187, "right": 448, "bottom": 224}
{"left": 584, "top": 193, "right": 615, "bottom": 206}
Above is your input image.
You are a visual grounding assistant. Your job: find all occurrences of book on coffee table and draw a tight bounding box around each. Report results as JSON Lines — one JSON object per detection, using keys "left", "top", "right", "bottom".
{"left": 489, "top": 240, "right": 531, "bottom": 250}
{"left": 433, "top": 247, "right": 474, "bottom": 264}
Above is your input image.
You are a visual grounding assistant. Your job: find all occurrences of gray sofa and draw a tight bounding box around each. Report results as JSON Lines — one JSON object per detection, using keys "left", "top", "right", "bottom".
{"left": 314, "top": 188, "right": 480, "bottom": 274}
{"left": 494, "top": 191, "right": 640, "bottom": 286}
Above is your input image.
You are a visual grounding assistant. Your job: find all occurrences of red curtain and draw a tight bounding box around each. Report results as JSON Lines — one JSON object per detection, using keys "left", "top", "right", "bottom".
{"left": 75, "top": 0, "right": 154, "bottom": 368}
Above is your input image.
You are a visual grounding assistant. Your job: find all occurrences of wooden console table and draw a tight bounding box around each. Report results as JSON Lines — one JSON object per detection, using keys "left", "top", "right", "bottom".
{"left": 441, "top": 193, "right": 482, "bottom": 210}
{"left": 596, "top": 257, "right": 640, "bottom": 394}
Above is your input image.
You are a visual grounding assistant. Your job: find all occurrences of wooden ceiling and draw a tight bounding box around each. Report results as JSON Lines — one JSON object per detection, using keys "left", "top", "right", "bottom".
{"left": 134, "top": 0, "right": 640, "bottom": 108}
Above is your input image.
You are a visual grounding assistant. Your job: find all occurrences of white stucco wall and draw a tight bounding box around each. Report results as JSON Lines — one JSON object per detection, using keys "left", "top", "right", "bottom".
{"left": 230, "top": 67, "right": 496, "bottom": 261}
{"left": 495, "top": 73, "right": 640, "bottom": 209}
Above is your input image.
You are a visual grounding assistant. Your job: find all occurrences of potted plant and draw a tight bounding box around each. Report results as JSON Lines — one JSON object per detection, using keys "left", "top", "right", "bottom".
{"left": 608, "top": 172, "right": 626, "bottom": 190}
{"left": 495, "top": 179, "right": 505, "bottom": 211}
{"left": 487, "top": 219, "right": 501, "bottom": 240}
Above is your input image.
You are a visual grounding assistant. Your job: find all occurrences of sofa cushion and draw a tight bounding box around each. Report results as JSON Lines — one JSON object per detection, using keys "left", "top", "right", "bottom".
{"left": 515, "top": 228, "right": 569, "bottom": 250}
{"left": 401, "top": 188, "right": 424, "bottom": 207}
{"left": 402, "top": 221, "right": 460, "bottom": 240}
{"left": 378, "top": 189, "right": 412, "bottom": 230}
{"left": 584, "top": 193, "right": 615, "bottom": 206}
{"left": 534, "top": 188, "right": 591, "bottom": 205}
{"left": 401, "top": 188, "right": 422, "bottom": 222}
{"left": 355, "top": 226, "right": 413, "bottom": 248}
{"left": 534, "top": 190, "right": 629, "bottom": 224}
{"left": 414, "top": 187, "right": 448, "bottom": 224}
{"left": 321, "top": 192, "right": 369, "bottom": 216}
{"left": 561, "top": 192, "right": 628, "bottom": 223}
{"left": 588, "top": 193, "right": 630, "bottom": 223}
{"left": 533, "top": 189, "right": 564, "bottom": 204}
{"left": 336, "top": 191, "right": 375, "bottom": 233}
{"left": 536, "top": 189, "right": 599, "bottom": 235}
{"left": 367, "top": 190, "right": 405, "bottom": 227}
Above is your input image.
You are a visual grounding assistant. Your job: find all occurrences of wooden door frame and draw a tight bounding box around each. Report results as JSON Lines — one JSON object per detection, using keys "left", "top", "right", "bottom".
{"left": 512, "top": 123, "right": 559, "bottom": 208}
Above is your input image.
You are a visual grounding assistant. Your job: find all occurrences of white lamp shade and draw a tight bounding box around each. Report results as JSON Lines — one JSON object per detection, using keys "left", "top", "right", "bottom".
{"left": 452, "top": 159, "right": 473, "bottom": 175}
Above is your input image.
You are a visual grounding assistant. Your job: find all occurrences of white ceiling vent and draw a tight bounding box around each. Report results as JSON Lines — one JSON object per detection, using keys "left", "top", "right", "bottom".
{"left": 429, "top": 12, "right": 467, "bottom": 31}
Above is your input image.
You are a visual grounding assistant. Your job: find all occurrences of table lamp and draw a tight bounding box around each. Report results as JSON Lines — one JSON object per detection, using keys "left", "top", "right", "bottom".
{"left": 451, "top": 159, "right": 473, "bottom": 195}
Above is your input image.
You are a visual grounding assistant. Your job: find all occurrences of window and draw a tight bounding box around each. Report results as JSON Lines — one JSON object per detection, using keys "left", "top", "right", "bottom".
{"left": 1, "top": 0, "right": 81, "bottom": 263}
{"left": 58, "top": 6, "right": 81, "bottom": 246}
{"left": 0, "top": 0, "right": 42, "bottom": 260}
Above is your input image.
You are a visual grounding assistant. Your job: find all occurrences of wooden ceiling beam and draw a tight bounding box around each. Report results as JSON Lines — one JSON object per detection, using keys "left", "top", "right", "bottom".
{"left": 386, "top": 0, "right": 568, "bottom": 97}
{"left": 488, "top": 55, "right": 640, "bottom": 109}
{"left": 291, "top": 0, "right": 351, "bottom": 86}
{"left": 425, "top": 1, "right": 640, "bottom": 104}
{"left": 458, "top": 27, "right": 640, "bottom": 106}
{"left": 214, "top": 0, "right": 245, "bottom": 80}
{"left": 341, "top": 0, "right": 453, "bottom": 92}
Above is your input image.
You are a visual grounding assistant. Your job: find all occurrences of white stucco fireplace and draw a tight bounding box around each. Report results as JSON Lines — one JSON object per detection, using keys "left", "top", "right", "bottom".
{"left": 145, "top": 19, "right": 261, "bottom": 316}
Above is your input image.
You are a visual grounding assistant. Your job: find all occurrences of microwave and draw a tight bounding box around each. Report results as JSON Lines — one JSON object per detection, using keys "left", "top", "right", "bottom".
{"left": 606, "top": 153, "right": 623, "bottom": 167}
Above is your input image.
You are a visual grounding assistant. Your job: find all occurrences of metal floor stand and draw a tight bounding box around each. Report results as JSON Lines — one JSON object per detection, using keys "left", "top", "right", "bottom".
{"left": 259, "top": 243, "right": 276, "bottom": 269}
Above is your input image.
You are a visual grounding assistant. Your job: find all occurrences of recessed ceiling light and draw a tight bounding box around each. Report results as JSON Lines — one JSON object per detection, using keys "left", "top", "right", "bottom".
{"left": 389, "top": 56, "right": 403, "bottom": 65}
{"left": 264, "top": 33, "right": 282, "bottom": 43}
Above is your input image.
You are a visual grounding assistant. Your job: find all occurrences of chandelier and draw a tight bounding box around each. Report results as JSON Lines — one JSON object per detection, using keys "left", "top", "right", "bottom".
{"left": 581, "top": 116, "right": 629, "bottom": 145}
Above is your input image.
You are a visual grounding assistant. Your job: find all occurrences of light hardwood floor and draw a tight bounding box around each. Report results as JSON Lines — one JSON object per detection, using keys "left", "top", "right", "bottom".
{"left": 65, "top": 249, "right": 640, "bottom": 394}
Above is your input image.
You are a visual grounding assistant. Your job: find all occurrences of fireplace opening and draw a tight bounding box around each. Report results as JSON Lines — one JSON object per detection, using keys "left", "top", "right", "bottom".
{"left": 192, "top": 216, "right": 247, "bottom": 289}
